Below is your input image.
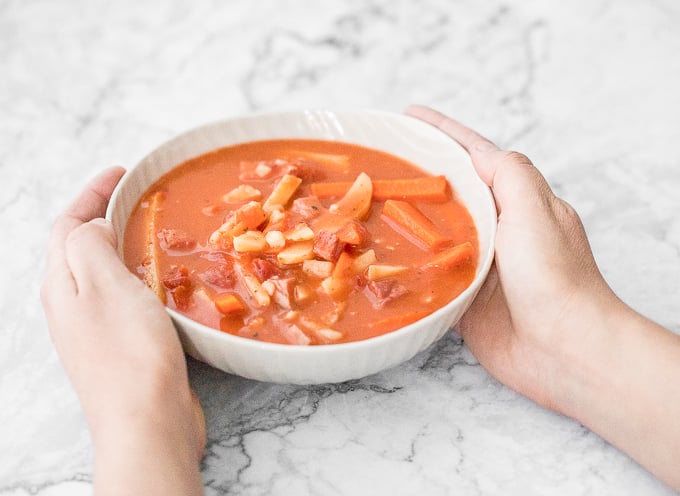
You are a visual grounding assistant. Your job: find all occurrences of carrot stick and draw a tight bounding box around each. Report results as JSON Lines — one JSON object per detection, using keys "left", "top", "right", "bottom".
{"left": 142, "top": 191, "right": 166, "bottom": 304}
{"left": 321, "top": 251, "right": 354, "bottom": 298}
{"left": 421, "top": 241, "right": 475, "bottom": 271}
{"left": 381, "top": 200, "right": 451, "bottom": 250}
{"left": 331, "top": 251, "right": 355, "bottom": 278}
{"left": 311, "top": 175, "right": 449, "bottom": 202}
{"left": 368, "top": 310, "right": 431, "bottom": 332}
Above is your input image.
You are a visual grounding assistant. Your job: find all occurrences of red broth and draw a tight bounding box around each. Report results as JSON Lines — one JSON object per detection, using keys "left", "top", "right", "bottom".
{"left": 123, "top": 139, "right": 478, "bottom": 345}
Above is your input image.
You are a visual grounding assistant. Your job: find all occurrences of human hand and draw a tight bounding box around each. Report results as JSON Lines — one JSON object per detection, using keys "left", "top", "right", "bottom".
{"left": 405, "top": 105, "right": 621, "bottom": 412}
{"left": 407, "top": 106, "right": 680, "bottom": 492}
{"left": 41, "top": 167, "right": 205, "bottom": 495}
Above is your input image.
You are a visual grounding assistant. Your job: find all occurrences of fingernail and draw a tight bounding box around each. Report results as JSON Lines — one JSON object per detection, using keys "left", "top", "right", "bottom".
{"left": 474, "top": 141, "right": 496, "bottom": 152}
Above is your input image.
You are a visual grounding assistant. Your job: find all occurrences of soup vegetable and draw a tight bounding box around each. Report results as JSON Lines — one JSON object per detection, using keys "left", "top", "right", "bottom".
{"left": 124, "top": 139, "right": 479, "bottom": 345}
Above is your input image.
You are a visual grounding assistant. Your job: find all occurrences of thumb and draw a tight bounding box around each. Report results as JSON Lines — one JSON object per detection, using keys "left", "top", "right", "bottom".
{"left": 471, "top": 147, "right": 554, "bottom": 217}
{"left": 65, "top": 218, "right": 134, "bottom": 295}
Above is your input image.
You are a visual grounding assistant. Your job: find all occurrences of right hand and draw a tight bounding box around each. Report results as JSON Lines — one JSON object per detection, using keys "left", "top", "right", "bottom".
{"left": 406, "top": 105, "right": 621, "bottom": 412}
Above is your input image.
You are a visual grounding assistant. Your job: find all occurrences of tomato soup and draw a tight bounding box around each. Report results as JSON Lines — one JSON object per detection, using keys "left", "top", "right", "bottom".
{"left": 123, "top": 139, "right": 479, "bottom": 345}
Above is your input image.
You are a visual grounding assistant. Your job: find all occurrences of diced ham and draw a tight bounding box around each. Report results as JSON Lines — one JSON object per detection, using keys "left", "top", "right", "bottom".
{"left": 364, "top": 279, "right": 409, "bottom": 309}
{"left": 158, "top": 228, "right": 196, "bottom": 251}
{"left": 292, "top": 196, "right": 325, "bottom": 220}
{"left": 336, "top": 220, "right": 369, "bottom": 246}
{"left": 284, "top": 159, "right": 324, "bottom": 183}
{"left": 239, "top": 159, "right": 305, "bottom": 181}
{"left": 268, "top": 277, "right": 296, "bottom": 309}
{"left": 199, "top": 264, "right": 235, "bottom": 289}
{"left": 171, "top": 284, "right": 193, "bottom": 311}
{"left": 281, "top": 324, "right": 311, "bottom": 345}
{"left": 313, "top": 230, "right": 344, "bottom": 262}
{"left": 252, "top": 258, "right": 281, "bottom": 281}
{"left": 162, "top": 265, "right": 191, "bottom": 289}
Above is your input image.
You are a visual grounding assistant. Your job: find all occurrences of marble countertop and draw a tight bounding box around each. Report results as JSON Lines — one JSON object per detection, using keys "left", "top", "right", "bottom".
{"left": 2, "top": 1, "right": 679, "bottom": 494}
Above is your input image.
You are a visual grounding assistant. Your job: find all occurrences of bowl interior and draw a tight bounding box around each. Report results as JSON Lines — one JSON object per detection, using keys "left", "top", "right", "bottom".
{"left": 106, "top": 109, "right": 497, "bottom": 383}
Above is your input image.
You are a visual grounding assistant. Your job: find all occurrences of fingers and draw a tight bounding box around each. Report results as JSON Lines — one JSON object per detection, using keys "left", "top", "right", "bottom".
{"left": 456, "top": 265, "right": 514, "bottom": 377}
{"left": 43, "top": 166, "right": 126, "bottom": 308}
{"left": 46, "top": 166, "right": 126, "bottom": 277}
{"left": 405, "top": 105, "right": 497, "bottom": 152}
{"left": 405, "top": 105, "right": 500, "bottom": 185}
{"left": 190, "top": 389, "right": 207, "bottom": 462}
{"left": 405, "top": 105, "right": 556, "bottom": 216}
{"left": 66, "top": 218, "right": 135, "bottom": 296}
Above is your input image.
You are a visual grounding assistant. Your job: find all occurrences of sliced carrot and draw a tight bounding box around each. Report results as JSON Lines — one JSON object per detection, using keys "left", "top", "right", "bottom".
{"left": 381, "top": 200, "right": 451, "bottom": 250}
{"left": 311, "top": 175, "right": 449, "bottom": 202}
{"left": 142, "top": 191, "right": 166, "bottom": 304}
{"left": 421, "top": 241, "right": 475, "bottom": 271}
{"left": 214, "top": 293, "right": 245, "bottom": 314}
{"left": 368, "top": 310, "right": 431, "bottom": 332}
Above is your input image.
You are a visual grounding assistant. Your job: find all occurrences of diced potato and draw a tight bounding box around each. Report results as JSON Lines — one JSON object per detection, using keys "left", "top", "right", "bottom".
{"left": 320, "top": 276, "right": 344, "bottom": 297}
{"left": 277, "top": 241, "right": 314, "bottom": 265}
{"left": 265, "top": 230, "right": 286, "bottom": 250}
{"left": 323, "top": 301, "right": 347, "bottom": 325}
{"left": 242, "top": 274, "right": 271, "bottom": 307}
{"left": 261, "top": 279, "right": 276, "bottom": 296}
{"left": 298, "top": 315, "right": 322, "bottom": 331}
{"left": 223, "top": 184, "right": 262, "bottom": 203}
{"left": 254, "top": 162, "right": 272, "bottom": 177}
{"left": 209, "top": 201, "right": 266, "bottom": 248}
{"left": 281, "top": 324, "right": 311, "bottom": 345}
{"left": 284, "top": 222, "right": 314, "bottom": 241}
{"left": 268, "top": 207, "right": 285, "bottom": 224}
{"left": 236, "top": 201, "right": 267, "bottom": 229}
{"left": 315, "top": 328, "right": 344, "bottom": 341}
{"left": 302, "top": 259, "right": 334, "bottom": 278}
{"left": 288, "top": 150, "right": 350, "bottom": 169}
{"left": 352, "top": 249, "right": 377, "bottom": 273}
{"left": 282, "top": 310, "right": 299, "bottom": 322}
{"left": 248, "top": 316, "right": 265, "bottom": 330}
{"left": 294, "top": 283, "right": 314, "bottom": 305}
{"left": 263, "top": 174, "right": 302, "bottom": 213}
{"left": 366, "top": 264, "right": 409, "bottom": 281}
{"left": 330, "top": 172, "right": 372, "bottom": 219}
{"left": 233, "top": 230, "right": 267, "bottom": 252}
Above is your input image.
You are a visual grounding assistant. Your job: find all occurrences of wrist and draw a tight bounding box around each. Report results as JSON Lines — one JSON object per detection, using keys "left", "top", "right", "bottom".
{"left": 541, "top": 288, "right": 626, "bottom": 419}
{"left": 91, "top": 392, "right": 203, "bottom": 496}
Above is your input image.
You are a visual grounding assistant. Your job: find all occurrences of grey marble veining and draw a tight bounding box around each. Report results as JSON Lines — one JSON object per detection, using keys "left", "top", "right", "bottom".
{"left": 1, "top": 0, "right": 679, "bottom": 494}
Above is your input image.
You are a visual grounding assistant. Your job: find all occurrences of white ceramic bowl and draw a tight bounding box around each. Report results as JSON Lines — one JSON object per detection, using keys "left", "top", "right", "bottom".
{"left": 107, "top": 110, "right": 497, "bottom": 384}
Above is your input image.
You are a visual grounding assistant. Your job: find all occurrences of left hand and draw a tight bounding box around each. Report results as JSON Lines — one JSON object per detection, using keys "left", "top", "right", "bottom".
{"left": 41, "top": 166, "right": 205, "bottom": 495}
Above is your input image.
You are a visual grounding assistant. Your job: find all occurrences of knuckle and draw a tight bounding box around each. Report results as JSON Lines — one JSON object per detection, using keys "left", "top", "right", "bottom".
{"left": 504, "top": 150, "right": 533, "bottom": 166}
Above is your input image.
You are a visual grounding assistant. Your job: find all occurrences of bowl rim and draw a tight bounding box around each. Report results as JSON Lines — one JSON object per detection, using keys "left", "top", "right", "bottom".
{"left": 107, "top": 108, "right": 497, "bottom": 354}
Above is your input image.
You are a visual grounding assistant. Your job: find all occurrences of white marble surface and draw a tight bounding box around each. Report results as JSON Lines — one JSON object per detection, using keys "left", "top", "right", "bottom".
{"left": 1, "top": 0, "right": 679, "bottom": 494}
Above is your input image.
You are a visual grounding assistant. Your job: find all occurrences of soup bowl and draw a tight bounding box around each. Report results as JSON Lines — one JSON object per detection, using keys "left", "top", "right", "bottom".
{"left": 107, "top": 110, "right": 497, "bottom": 384}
